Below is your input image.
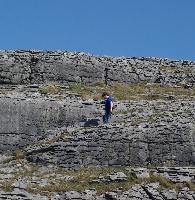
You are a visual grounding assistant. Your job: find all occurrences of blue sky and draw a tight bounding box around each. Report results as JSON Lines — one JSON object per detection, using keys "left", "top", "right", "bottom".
{"left": 0, "top": 0, "right": 195, "bottom": 61}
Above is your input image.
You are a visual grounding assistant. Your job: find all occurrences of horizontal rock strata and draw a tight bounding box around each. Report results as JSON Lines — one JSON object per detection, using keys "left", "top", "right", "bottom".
{"left": 1, "top": 50, "right": 195, "bottom": 199}
{"left": 0, "top": 83, "right": 195, "bottom": 167}
{"left": 0, "top": 160, "right": 194, "bottom": 200}
{"left": 0, "top": 50, "right": 195, "bottom": 87}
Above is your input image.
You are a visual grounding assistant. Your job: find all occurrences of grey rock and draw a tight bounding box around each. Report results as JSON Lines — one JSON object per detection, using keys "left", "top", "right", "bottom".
{"left": 0, "top": 50, "right": 195, "bottom": 87}
{"left": 126, "top": 167, "right": 150, "bottom": 178}
{"left": 1, "top": 50, "right": 195, "bottom": 199}
{"left": 63, "top": 190, "right": 96, "bottom": 200}
{"left": 178, "top": 187, "right": 195, "bottom": 200}
{"left": 142, "top": 182, "right": 164, "bottom": 200}
{"left": 0, "top": 188, "right": 49, "bottom": 200}
{"left": 108, "top": 172, "right": 128, "bottom": 182}
{"left": 161, "top": 189, "right": 177, "bottom": 200}
{"left": 155, "top": 167, "right": 195, "bottom": 183}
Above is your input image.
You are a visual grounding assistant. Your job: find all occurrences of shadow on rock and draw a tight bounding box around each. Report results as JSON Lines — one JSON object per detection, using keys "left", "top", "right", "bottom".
{"left": 80, "top": 118, "right": 100, "bottom": 127}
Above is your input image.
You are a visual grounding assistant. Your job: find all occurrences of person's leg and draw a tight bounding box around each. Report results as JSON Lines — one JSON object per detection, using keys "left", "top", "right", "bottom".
{"left": 103, "top": 112, "right": 107, "bottom": 123}
{"left": 103, "top": 114, "right": 106, "bottom": 123}
{"left": 107, "top": 111, "right": 111, "bottom": 123}
{"left": 103, "top": 111, "right": 110, "bottom": 123}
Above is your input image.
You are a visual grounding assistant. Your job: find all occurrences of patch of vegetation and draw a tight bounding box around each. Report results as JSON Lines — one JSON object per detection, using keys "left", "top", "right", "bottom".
{"left": 42, "top": 131, "right": 74, "bottom": 145}
{"left": 0, "top": 89, "right": 11, "bottom": 94}
{"left": 2, "top": 164, "right": 194, "bottom": 198}
{"left": 4, "top": 81, "right": 195, "bottom": 101}
{"left": 12, "top": 149, "right": 25, "bottom": 159}
{"left": 159, "top": 65, "right": 178, "bottom": 73}
{"left": 2, "top": 149, "right": 25, "bottom": 164}
{"left": 24, "top": 167, "right": 140, "bottom": 196}
{"left": 159, "top": 65, "right": 194, "bottom": 75}
{"left": 1, "top": 152, "right": 195, "bottom": 198}
{"left": 0, "top": 180, "right": 15, "bottom": 192}
{"left": 66, "top": 82, "right": 195, "bottom": 101}
{"left": 40, "top": 85, "right": 59, "bottom": 94}
{"left": 94, "top": 80, "right": 106, "bottom": 88}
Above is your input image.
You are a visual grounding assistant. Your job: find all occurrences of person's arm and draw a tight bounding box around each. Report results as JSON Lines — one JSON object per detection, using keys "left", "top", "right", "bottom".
{"left": 110, "top": 101, "right": 113, "bottom": 113}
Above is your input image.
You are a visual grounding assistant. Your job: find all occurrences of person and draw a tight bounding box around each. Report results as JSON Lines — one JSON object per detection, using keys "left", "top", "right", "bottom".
{"left": 102, "top": 92, "right": 113, "bottom": 123}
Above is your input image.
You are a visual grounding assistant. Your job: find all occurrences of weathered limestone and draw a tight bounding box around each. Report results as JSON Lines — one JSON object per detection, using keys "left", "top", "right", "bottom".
{"left": 24, "top": 116, "right": 195, "bottom": 169}
{"left": 0, "top": 50, "right": 195, "bottom": 199}
{"left": 0, "top": 162, "right": 195, "bottom": 199}
{"left": 0, "top": 50, "right": 195, "bottom": 87}
{"left": 0, "top": 83, "right": 195, "bottom": 167}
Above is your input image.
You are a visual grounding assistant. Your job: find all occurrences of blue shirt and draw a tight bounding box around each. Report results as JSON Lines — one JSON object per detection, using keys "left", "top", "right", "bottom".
{"left": 105, "top": 96, "right": 113, "bottom": 111}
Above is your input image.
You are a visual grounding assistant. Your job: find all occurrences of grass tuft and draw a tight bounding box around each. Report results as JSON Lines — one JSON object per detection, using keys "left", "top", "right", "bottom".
{"left": 40, "top": 85, "right": 59, "bottom": 94}
{"left": 36, "top": 81, "right": 195, "bottom": 101}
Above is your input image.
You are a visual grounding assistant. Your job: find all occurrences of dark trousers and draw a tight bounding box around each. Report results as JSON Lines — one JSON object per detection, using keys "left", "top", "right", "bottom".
{"left": 103, "top": 110, "right": 111, "bottom": 123}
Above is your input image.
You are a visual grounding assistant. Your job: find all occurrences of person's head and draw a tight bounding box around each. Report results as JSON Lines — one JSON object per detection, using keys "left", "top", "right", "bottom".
{"left": 102, "top": 92, "right": 109, "bottom": 99}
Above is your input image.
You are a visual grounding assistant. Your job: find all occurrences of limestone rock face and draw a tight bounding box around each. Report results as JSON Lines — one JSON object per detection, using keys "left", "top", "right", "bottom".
{"left": 24, "top": 118, "right": 195, "bottom": 170}
{"left": 0, "top": 50, "right": 195, "bottom": 87}
{"left": 0, "top": 50, "right": 195, "bottom": 167}
{"left": 0, "top": 92, "right": 101, "bottom": 153}
{"left": 1, "top": 50, "right": 195, "bottom": 199}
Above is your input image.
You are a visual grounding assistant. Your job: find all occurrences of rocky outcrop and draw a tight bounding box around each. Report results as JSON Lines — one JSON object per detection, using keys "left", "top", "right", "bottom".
{"left": 24, "top": 112, "right": 195, "bottom": 169}
{"left": 0, "top": 50, "right": 195, "bottom": 87}
{"left": 1, "top": 83, "right": 195, "bottom": 169}
{"left": 0, "top": 87, "right": 100, "bottom": 153}
{"left": 0, "top": 158, "right": 194, "bottom": 200}
{"left": 1, "top": 50, "right": 195, "bottom": 199}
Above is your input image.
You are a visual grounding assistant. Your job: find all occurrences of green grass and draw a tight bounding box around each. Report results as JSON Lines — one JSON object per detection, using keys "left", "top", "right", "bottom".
{"left": 1, "top": 145, "right": 195, "bottom": 197}
{"left": 65, "top": 82, "right": 195, "bottom": 101}
{"left": 40, "top": 85, "right": 59, "bottom": 94}
{"left": 0, "top": 162, "right": 193, "bottom": 198}
{"left": 23, "top": 167, "right": 154, "bottom": 196}
{"left": 2, "top": 81, "right": 195, "bottom": 101}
